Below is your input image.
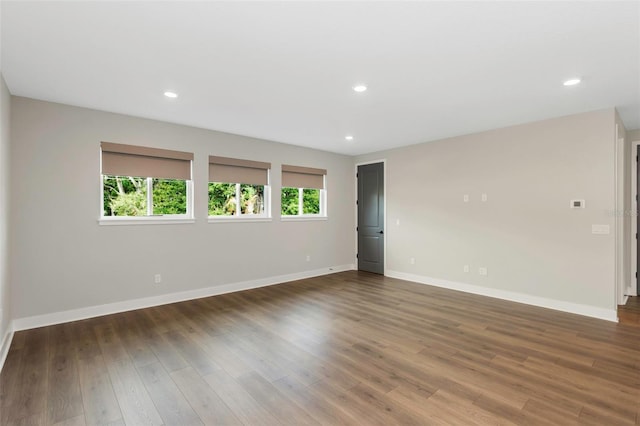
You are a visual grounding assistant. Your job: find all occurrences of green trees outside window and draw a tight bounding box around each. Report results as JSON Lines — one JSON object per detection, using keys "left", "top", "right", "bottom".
{"left": 208, "top": 183, "right": 265, "bottom": 216}
{"left": 103, "top": 176, "right": 320, "bottom": 218}
{"left": 103, "top": 175, "right": 187, "bottom": 216}
{"left": 303, "top": 189, "right": 320, "bottom": 214}
{"left": 281, "top": 187, "right": 299, "bottom": 215}
{"left": 281, "top": 187, "right": 320, "bottom": 216}
{"left": 152, "top": 179, "right": 187, "bottom": 215}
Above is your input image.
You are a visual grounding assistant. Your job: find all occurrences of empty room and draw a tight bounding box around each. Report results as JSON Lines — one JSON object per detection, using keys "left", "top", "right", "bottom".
{"left": 1, "top": 1, "right": 639, "bottom": 425}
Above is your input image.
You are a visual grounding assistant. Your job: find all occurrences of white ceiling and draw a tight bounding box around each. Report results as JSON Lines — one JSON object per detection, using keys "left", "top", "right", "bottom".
{"left": 1, "top": 1, "right": 638, "bottom": 156}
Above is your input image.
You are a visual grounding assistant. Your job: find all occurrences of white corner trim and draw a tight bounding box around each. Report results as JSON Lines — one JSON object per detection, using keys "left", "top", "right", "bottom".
{"left": 0, "top": 323, "right": 14, "bottom": 374}
{"left": 386, "top": 270, "right": 618, "bottom": 323}
{"left": 12, "top": 264, "right": 356, "bottom": 332}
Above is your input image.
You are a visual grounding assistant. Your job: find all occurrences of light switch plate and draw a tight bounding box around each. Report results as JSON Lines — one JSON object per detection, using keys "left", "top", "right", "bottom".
{"left": 591, "top": 224, "right": 610, "bottom": 235}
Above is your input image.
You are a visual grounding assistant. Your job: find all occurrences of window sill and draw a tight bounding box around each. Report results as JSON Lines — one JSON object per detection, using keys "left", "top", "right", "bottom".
{"left": 208, "top": 217, "right": 272, "bottom": 223}
{"left": 99, "top": 217, "right": 195, "bottom": 226}
{"left": 281, "top": 216, "right": 328, "bottom": 222}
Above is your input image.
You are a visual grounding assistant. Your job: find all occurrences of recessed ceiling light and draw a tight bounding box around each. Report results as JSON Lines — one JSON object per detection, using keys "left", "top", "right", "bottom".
{"left": 563, "top": 78, "right": 581, "bottom": 86}
{"left": 164, "top": 91, "right": 178, "bottom": 98}
{"left": 345, "top": 135, "right": 354, "bottom": 141}
{"left": 353, "top": 85, "right": 367, "bottom": 93}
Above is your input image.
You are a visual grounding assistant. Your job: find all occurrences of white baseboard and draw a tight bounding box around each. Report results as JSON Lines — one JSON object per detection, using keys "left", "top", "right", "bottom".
{"left": 13, "top": 264, "right": 355, "bottom": 332}
{"left": 625, "top": 285, "right": 637, "bottom": 297}
{"left": 0, "top": 324, "right": 14, "bottom": 374}
{"left": 386, "top": 270, "right": 618, "bottom": 323}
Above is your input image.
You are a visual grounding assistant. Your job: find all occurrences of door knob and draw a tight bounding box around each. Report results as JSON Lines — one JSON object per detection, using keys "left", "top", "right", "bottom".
{"left": 379, "top": 230, "right": 384, "bottom": 234}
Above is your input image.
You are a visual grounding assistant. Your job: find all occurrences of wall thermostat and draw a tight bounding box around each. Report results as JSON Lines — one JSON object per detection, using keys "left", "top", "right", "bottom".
{"left": 570, "top": 199, "right": 585, "bottom": 208}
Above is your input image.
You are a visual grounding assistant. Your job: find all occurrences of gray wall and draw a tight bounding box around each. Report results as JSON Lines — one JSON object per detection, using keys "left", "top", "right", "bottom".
{"left": 0, "top": 75, "right": 11, "bottom": 342}
{"left": 355, "top": 109, "right": 617, "bottom": 312}
{"left": 10, "top": 97, "right": 355, "bottom": 320}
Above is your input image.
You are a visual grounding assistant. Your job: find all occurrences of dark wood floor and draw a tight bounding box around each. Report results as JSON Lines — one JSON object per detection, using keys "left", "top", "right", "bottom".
{"left": 619, "top": 295, "right": 640, "bottom": 326}
{"left": 2, "top": 271, "right": 639, "bottom": 426}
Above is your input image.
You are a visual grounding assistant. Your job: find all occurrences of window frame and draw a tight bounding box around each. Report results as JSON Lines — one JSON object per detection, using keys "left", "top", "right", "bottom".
{"left": 99, "top": 142, "right": 195, "bottom": 225}
{"left": 207, "top": 181, "right": 272, "bottom": 222}
{"left": 207, "top": 156, "right": 272, "bottom": 223}
{"left": 281, "top": 177, "right": 328, "bottom": 221}
{"left": 99, "top": 175, "right": 194, "bottom": 225}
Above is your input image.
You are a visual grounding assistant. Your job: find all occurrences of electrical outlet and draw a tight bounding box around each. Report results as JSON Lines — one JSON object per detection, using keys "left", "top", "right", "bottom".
{"left": 464, "top": 265, "right": 470, "bottom": 273}
{"left": 154, "top": 274, "right": 162, "bottom": 284}
{"left": 481, "top": 193, "right": 487, "bottom": 202}
{"left": 409, "top": 257, "right": 416, "bottom": 265}
{"left": 306, "top": 255, "right": 311, "bottom": 262}
{"left": 463, "top": 194, "right": 469, "bottom": 203}
{"left": 479, "top": 267, "right": 487, "bottom": 276}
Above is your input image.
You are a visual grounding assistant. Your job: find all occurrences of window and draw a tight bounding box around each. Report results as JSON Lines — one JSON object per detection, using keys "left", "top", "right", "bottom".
{"left": 100, "top": 142, "right": 193, "bottom": 222}
{"left": 281, "top": 165, "right": 327, "bottom": 218}
{"left": 208, "top": 156, "right": 271, "bottom": 219}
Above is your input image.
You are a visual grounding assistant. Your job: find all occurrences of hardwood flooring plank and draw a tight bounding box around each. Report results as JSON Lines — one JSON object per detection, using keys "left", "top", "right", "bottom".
{"left": 47, "top": 323, "right": 83, "bottom": 425}
{"left": 52, "top": 415, "right": 87, "bottom": 426}
{"left": 77, "top": 355, "right": 123, "bottom": 426}
{"left": 131, "top": 317, "right": 189, "bottom": 373}
{"left": 491, "top": 354, "right": 638, "bottom": 423}
{"left": 347, "top": 382, "right": 431, "bottom": 425}
{"left": 202, "top": 368, "right": 281, "bottom": 426}
{"left": 428, "top": 389, "right": 518, "bottom": 426}
{"left": 93, "top": 314, "right": 164, "bottom": 425}
{"left": 386, "top": 386, "right": 463, "bottom": 426}
{"left": 215, "top": 331, "right": 289, "bottom": 383}
{"left": 194, "top": 335, "right": 253, "bottom": 378}
{"left": 522, "top": 398, "right": 582, "bottom": 425}
{"left": 8, "top": 331, "right": 26, "bottom": 351}
{"left": 271, "top": 375, "right": 361, "bottom": 425}
{"left": 307, "top": 379, "right": 395, "bottom": 426}
{"left": 70, "top": 320, "right": 101, "bottom": 361}
{"left": 1, "top": 347, "right": 25, "bottom": 424}
{"left": 579, "top": 405, "right": 637, "bottom": 425}
{"left": 104, "top": 358, "right": 163, "bottom": 426}
{"left": 112, "top": 312, "right": 159, "bottom": 368}
{"left": 471, "top": 394, "right": 535, "bottom": 425}
{"left": 236, "top": 370, "right": 319, "bottom": 426}
{"left": 5, "top": 411, "right": 47, "bottom": 426}
{"left": 136, "top": 362, "right": 203, "bottom": 426}
{"left": 170, "top": 367, "right": 242, "bottom": 426}
{"left": 162, "top": 330, "right": 220, "bottom": 376}
{"left": 8, "top": 327, "right": 50, "bottom": 423}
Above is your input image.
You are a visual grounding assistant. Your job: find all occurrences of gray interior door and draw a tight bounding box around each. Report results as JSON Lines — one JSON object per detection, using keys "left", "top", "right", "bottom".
{"left": 358, "top": 162, "right": 384, "bottom": 274}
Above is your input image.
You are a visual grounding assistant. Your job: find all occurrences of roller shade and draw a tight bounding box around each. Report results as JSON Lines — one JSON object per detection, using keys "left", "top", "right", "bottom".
{"left": 209, "top": 156, "right": 271, "bottom": 185}
{"left": 101, "top": 142, "right": 193, "bottom": 180}
{"left": 282, "top": 165, "right": 326, "bottom": 189}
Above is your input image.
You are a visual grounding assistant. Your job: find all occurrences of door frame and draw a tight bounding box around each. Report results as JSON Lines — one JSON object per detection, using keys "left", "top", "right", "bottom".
{"left": 630, "top": 140, "right": 640, "bottom": 297}
{"left": 355, "top": 159, "right": 387, "bottom": 275}
{"left": 614, "top": 126, "right": 625, "bottom": 306}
